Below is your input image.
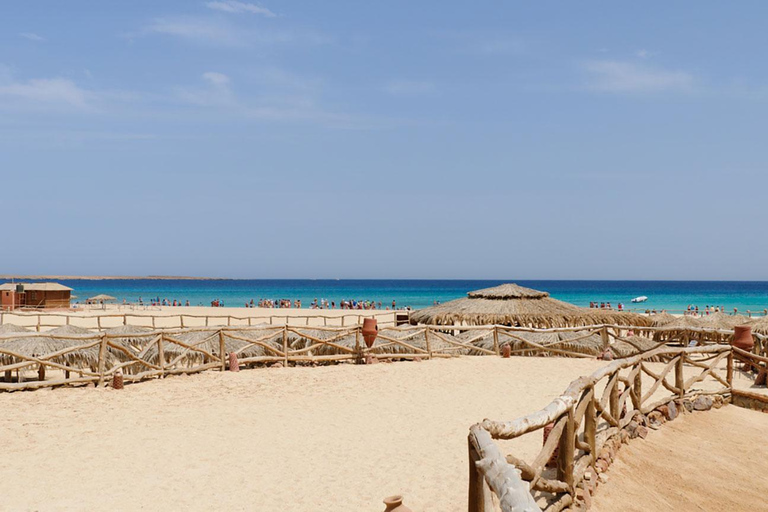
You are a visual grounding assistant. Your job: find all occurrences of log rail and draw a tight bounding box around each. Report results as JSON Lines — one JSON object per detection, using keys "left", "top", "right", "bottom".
{"left": 467, "top": 344, "right": 736, "bottom": 512}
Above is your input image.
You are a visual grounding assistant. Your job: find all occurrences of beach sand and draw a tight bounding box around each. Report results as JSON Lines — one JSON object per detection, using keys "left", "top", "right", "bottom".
{"left": 592, "top": 405, "right": 768, "bottom": 511}
{"left": 0, "top": 356, "right": 604, "bottom": 512}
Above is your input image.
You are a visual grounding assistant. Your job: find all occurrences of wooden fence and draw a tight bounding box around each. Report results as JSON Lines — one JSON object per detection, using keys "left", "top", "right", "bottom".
{"left": 1, "top": 322, "right": 767, "bottom": 393}
{"left": 0, "top": 310, "right": 404, "bottom": 331}
{"left": 466, "top": 342, "right": 747, "bottom": 512}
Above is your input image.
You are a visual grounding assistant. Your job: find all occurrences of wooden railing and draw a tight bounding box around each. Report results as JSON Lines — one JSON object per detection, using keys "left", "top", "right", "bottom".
{"left": 467, "top": 343, "right": 735, "bottom": 512}
{"left": 0, "top": 310, "right": 403, "bottom": 330}
{"left": 1, "top": 323, "right": 766, "bottom": 396}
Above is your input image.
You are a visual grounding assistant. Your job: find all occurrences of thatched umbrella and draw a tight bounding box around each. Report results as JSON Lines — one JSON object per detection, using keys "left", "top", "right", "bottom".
{"left": 104, "top": 325, "right": 158, "bottom": 374}
{"left": 223, "top": 326, "right": 284, "bottom": 360}
{"left": 649, "top": 312, "right": 676, "bottom": 327}
{"left": 460, "top": 328, "right": 603, "bottom": 357}
{"left": 0, "top": 327, "right": 102, "bottom": 381}
{"left": 0, "top": 324, "right": 32, "bottom": 334}
{"left": 409, "top": 283, "right": 649, "bottom": 328}
{"left": 749, "top": 316, "right": 768, "bottom": 335}
{"left": 610, "top": 335, "right": 662, "bottom": 360}
{"left": 699, "top": 312, "right": 750, "bottom": 330}
{"left": 289, "top": 326, "right": 465, "bottom": 357}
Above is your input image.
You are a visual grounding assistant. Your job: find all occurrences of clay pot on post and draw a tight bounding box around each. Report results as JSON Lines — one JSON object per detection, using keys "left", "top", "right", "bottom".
{"left": 383, "top": 495, "right": 412, "bottom": 512}
{"left": 362, "top": 318, "right": 378, "bottom": 348}
{"left": 228, "top": 352, "right": 240, "bottom": 372}
{"left": 543, "top": 422, "right": 559, "bottom": 468}
{"left": 732, "top": 325, "right": 755, "bottom": 351}
{"left": 112, "top": 369, "right": 124, "bottom": 390}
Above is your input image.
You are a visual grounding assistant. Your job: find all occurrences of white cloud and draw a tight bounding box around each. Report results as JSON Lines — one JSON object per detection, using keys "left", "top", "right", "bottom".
{"left": 145, "top": 17, "right": 245, "bottom": 46}
{"left": 176, "top": 72, "right": 235, "bottom": 106}
{"left": 635, "top": 49, "right": 650, "bottom": 59}
{"left": 205, "top": 1, "right": 276, "bottom": 17}
{"left": 143, "top": 17, "right": 328, "bottom": 47}
{"left": 0, "top": 77, "right": 89, "bottom": 107}
{"left": 384, "top": 80, "right": 435, "bottom": 96}
{"left": 584, "top": 60, "right": 694, "bottom": 93}
{"left": 20, "top": 32, "right": 46, "bottom": 42}
{"left": 202, "top": 71, "right": 230, "bottom": 87}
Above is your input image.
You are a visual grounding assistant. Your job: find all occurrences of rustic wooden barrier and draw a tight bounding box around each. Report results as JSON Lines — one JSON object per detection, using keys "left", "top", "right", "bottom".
{"left": 0, "top": 310, "right": 403, "bottom": 331}
{"left": 467, "top": 344, "right": 733, "bottom": 512}
{"left": 1, "top": 323, "right": 765, "bottom": 396}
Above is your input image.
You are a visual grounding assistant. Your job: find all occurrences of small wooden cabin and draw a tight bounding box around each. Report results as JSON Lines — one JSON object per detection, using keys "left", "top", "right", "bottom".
{"left": 0, "top": 282, "right": 73, "bottom": 310}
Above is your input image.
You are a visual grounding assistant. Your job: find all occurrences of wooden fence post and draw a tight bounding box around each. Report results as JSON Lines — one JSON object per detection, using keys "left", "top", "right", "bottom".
{"left": 158, "top": 334, "right": 165, "bottom": 378}
{"left": 97, "top": 332, "right": 108, "bottom": 387}
{"left": 600, "top": 326, "right": 609, "bottom": 351}
{"left": 282, "top": 326, "right": 289, "bottom": 366}
{"left": 675, "top": 353, "right": 685, "bottom": 397}
{"left": 219, "top": 330, "right": 226, "bottom": 371}
{"left": 425, "top": 327, "right": 433, "bottom": 359}
{"left": 557, "top": 408, "right": 576, "bottom": 494}
{"left": 585, "top": 389, "right": 597, "bottom": 471}
{"left": 492, "top": 326, "right": 500, "bottom": 356}
{"left": 727, "top": 349, "right": 734, "bottom": 388}
{"left": 634, "top": 363, "right": 643, "bottom": 409}
{"left": 609, "top": 373, "right": 620, "bottom": 421}
{"left": 467, "top": 434, "right": 485, "bottom": 512}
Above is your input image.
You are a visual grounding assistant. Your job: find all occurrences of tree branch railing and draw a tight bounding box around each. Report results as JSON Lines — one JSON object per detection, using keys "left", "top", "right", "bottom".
{"left": 467, "top": 344, "right": 735, "bottom": 512}
{"left": 0, "top": 323, "right": 765, "bottom": 395}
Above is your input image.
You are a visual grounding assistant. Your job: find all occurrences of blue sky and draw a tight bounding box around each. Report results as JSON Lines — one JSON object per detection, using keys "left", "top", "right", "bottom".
{"left": 2, "top": 1, "right": 768, "bottom": 279}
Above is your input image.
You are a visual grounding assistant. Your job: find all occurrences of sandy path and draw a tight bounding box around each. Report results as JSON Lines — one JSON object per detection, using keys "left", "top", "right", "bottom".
{"left": 592, "top": 405, "right": 768, "bottom": 512}
{"left": 0, "top": 357, "right": 604, "bottom": 512}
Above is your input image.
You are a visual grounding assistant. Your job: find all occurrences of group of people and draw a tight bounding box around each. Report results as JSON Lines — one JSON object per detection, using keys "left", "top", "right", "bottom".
{"left": 137, "top": 297, "right": 193, "bottom": 307}
{"left": 242, "top": 298, "right": 405, "bottom": 310}
{"left": 589, "top": 302, "right": 626, "bottom": 311}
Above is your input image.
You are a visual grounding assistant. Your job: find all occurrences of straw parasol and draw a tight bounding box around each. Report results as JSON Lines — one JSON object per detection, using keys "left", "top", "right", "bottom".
{"left": 0, "top": 325, "right": 103, "bottom": 379}
{"left": 699, "top": 312, "right": 751, "bottom": 330}
{"left": 648, "top": 312, "right": 677, "bottom": 327}
{"left": 87, "top": 294, "right": 116, "bottom": 303}
{"left": 0, "top": 324, "right": 32, "bottom": 334}
{"left": 103, "top": 325, "right": 158, "bottom": 373}
{"left": 610, "top": 335, "right": 662, "bottom": 360}
{"left": 409, "top": 283, "right": 649, "bottom": 328}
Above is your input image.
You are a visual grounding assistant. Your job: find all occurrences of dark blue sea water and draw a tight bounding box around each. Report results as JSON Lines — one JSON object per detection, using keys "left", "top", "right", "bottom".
{"left": 15, "top": 279, "right": 768, "bottom": 314}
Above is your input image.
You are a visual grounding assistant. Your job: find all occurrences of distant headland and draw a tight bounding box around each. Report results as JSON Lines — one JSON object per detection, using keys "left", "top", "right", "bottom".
{"left": 0, "top": 275, "right": 229, "bottom": 281}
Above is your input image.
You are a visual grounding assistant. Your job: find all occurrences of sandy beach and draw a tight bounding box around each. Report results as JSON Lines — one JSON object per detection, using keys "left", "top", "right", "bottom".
{"left": 0, "top": 357, "right": 605, "bottom": 512}
{"left": 592, "top": 405, "right": 768, "bottom": 511}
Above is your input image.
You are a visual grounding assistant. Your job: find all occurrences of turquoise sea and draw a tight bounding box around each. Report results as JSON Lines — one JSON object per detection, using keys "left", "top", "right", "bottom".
{"left": 13, "top": 279, "right": 768, "bottom": 314}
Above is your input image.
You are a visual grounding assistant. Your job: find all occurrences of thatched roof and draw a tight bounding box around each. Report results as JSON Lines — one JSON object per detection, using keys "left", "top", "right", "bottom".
{"left": 698, "top": 312, "right": 751, "bottom": 330}
{"left": 409, "top": 283, "right": 649, "bottom": 328}
{"left": 0, "top": 332, "right": 102, "bottom": 369}
{"left": 747, "top": 317, "right": 768, "bottom": 335}
{"left": 0, "top": 324, "right": 32, "bottom": 334}
{"left": 460, "top": 329, "right": 603, "bottom": 357}
{"left": 87, "top": 294, "right": 116, "bottom": 302}
{"left": 649, "top": 312, "right": 676, "bottom": 327}
{"left": 610, "top": 335, "right": 661, "bottom": 359}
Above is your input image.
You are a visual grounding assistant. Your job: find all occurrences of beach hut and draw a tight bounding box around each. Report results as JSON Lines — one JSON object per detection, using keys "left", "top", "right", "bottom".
{"left": 408, "top": 283, "right": 649, "bottom": 328}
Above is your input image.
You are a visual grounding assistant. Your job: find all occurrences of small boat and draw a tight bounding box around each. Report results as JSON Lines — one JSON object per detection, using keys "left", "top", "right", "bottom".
{"left": 631, "top": 296, "right": 648, "bottom": 303}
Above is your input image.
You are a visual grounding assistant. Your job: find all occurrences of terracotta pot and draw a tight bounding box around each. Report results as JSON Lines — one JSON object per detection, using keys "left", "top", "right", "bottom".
{"left": 732, "top": 325, "right": 755, "bottom": 351}
{"left": 756, "top": 368, "right": 767, "bottom": 387}
{"left": 228, "top": 352, "right": 240, "bottom": 372}
{"left": 543, "top": 422, "right": 559, "bottom": 468}
{"left": 112, "top": 369, "right": 124, "bottom": 390}
{"left": 501, "top": 344, "right": 511, "bottom": 358}
{"left": 362, "top": 318, "right": 378, "bottom": 348}
{"left": 383, "top": 495, "right": 412, "bottom": 512}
